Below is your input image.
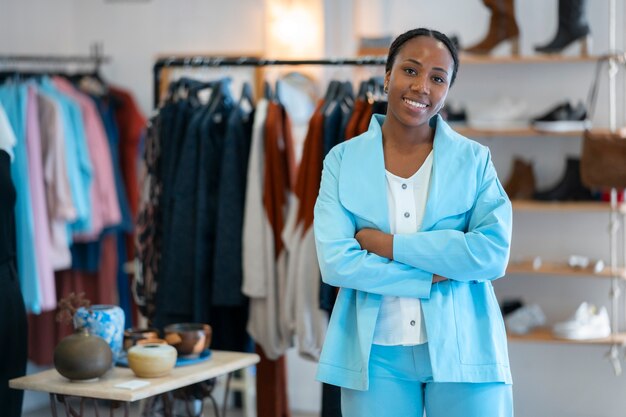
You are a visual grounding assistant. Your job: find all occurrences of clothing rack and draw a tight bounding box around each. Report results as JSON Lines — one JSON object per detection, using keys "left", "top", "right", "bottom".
{"left": 0, "top": 43, "right": 111, "bottom": 73}
{"left": 153, "top": 55, "right": 387, "bottom": 108}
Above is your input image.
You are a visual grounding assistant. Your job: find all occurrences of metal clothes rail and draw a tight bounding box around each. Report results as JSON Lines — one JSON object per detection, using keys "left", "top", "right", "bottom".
{"left": 152, "top": 55, "right": 387, "bottom": 108}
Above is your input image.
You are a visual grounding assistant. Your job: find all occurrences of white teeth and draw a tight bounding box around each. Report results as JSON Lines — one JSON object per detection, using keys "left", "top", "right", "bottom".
{"left": 404, "top": 98, "right": 427, "bottom": 109}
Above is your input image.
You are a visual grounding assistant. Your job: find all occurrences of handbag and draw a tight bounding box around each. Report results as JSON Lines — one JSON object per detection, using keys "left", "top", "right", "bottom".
{"left": 580, "top": 56, "right": 626, "bottom": 189}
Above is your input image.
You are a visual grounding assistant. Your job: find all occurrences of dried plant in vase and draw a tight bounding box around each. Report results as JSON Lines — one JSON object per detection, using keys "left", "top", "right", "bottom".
{"left": 55, "top": 292, "right": 91, "bottom": 327}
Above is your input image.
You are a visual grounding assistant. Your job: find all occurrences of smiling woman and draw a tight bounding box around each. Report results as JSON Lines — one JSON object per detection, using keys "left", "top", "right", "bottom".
{"left": 313, "top": 28, "right": 514, "bottom": 417}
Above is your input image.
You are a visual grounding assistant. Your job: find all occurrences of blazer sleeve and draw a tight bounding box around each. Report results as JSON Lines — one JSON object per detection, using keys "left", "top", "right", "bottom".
{"left": 314, "top": 147, "right": 434, "bottom": 299}
{"left": 393, "top": 149, "right": 512, "bottom": 282}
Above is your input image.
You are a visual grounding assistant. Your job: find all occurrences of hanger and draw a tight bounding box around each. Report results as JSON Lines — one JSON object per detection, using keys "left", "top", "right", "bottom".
{"left": 239, "top": 81, "right": 255, "bottom": 118}
{"left": 263, "top": 81, "right": 273, "bottom": 101}
{"left": 274, "top": 78, "right": 283, "bottom": 104}
{"left": 321, "top": 80, "right": 341, "bottom": 114}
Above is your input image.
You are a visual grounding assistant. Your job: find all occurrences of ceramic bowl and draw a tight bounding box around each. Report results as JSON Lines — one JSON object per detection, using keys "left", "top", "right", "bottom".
{"left": 127, "top": 343, "right": 177, "bottom": 378}
{"left": 163, "top": 323, "right": 212, "bottom": 358}
{"left": 136, "top": 338, "right": 168, "bottom": 346}
{"left": 123, "top": 328, "right": 160, "bottom": 351}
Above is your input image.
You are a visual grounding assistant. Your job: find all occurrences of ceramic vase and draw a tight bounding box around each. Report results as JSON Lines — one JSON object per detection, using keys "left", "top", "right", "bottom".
{"left": 127, "top": 343, "right": 177, "bottom": 378}
{"left": 54, "top": 327, "right": 113, "bottom": 381}
{"left": 74, "top": 304, "right": 125, "bottom": 365}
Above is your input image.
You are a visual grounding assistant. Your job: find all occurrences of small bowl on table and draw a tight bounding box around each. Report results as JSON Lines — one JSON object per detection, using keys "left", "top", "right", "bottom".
{"left": 163, "top": 323, "right": 212, "bottom": 358}
{"left": 123, "top": 328, "right": 160, "bottom": 351}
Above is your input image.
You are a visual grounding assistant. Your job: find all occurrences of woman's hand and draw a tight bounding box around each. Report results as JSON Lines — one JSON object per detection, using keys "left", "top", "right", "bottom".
{"left": 432, "top": 274, "right": 448, "bottom": 283}
{"left": 355, "top": 228, "right": 394, "bottom": 259}
{"left": 356, "top": 229, "right": 449, "bottom": 283}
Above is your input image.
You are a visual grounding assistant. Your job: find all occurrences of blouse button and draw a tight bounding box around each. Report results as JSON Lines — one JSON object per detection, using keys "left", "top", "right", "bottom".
{"left": 404, "top": 212, "right": 410, "bottom": 218}
{"left": 410, "top": 320, "right": 416, "bottom": 326}
{"left": 402, "top": 183, "right": 408, "bottom": 190}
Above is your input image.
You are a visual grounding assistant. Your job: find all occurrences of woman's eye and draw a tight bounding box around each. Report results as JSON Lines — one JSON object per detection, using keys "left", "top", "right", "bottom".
{"left": 433, "top": 76, "right": 445, "bottom": 84}
{"left": 403, "top": 68, "right": 417, "bottom": 75}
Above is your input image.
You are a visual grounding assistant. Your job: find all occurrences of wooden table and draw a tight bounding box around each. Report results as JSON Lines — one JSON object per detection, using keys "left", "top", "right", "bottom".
{"left": 10, "top": 350, "right": 260, "bottom": 417}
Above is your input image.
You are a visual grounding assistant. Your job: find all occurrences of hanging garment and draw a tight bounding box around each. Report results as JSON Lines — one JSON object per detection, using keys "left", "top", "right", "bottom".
{"left": 52, "top": 76, "right": 121, "bottom": 239}
{"left": 24, "top": 86, "right": 56, "bottom": 311}
{"left": 244, "top": 99, "right": 293, "bottom": 359}
{"left": 242, "top": 99, "right": 272, "bottom": 300}
{"left": 38, "top": 78, "right": 93, "bottom": 235}
{"left": 36, "top": 91, "right": 75, "bottom": 271}
{"left": 212, "top": 104, "right": 254, "bottom": 306}
{"left": 93, "top": 94, "right": 134, "bottom": 328}
{"left": 283, "top": 100, "right": 328, "bottom": 361}
{"left": 0, "top": 83, "right": 42, "bottom": 313}
{"left": 110, "top": 86, "right": 146, "bottom": 327}
{"left": 135, "top": 116, "right": 162, "bottom": 321}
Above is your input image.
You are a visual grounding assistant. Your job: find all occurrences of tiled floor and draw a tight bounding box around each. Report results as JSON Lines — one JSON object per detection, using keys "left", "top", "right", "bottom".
{"left": 23, "top": 401, "right": 317, "bottom": 417}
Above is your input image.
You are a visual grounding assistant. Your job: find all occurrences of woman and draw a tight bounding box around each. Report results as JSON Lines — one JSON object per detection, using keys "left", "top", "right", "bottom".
{"left": 313, "top": 28, "right": 513, "bottom": 417}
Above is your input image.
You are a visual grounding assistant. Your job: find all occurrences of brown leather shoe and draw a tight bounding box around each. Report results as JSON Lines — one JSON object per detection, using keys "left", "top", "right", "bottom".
{"left": 504, "top": 157, "right": 536, "bottom": 200}
{"left": 465, "top": 0, "right": 520, "bottom": 55}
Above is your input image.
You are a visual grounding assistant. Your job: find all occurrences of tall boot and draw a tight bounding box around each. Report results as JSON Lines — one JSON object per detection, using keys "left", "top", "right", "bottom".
{"left": 465, "top": 0, "right": 520, "bottom": 55}
{"left": 504, "top": 157, "right": 536, "bottom": 200}
{"left": 534, "top": 158, "right": 593, "bottom": 201}
{"left": 535, "top": 0, "right": 591, "bottom": 55}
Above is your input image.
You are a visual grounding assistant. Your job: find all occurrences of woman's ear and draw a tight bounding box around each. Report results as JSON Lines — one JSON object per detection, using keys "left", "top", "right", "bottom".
{"left": 384, "top": 71, "right": 390, "bottom": 94}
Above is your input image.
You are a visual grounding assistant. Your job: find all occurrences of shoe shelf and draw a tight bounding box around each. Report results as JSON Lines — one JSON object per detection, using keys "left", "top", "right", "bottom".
{"left": 507, "top": 260, "right": 626, "bottom": 280}
{"left": 459, "top": 53, "right": 602, "bottom": 65}
{"left": 512, "top": 200, "right": 626, "bottom": 214}
{"left": 456, "top": 126, "right": 583, "bottom": 138}
{"left": 508, "top": 327, "right": 626, "bottom": 346}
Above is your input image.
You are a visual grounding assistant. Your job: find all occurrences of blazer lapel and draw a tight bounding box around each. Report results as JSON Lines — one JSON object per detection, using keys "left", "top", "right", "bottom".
{"left": 338, "top": 114, "right": 390, "bottom": 233}
{"left": 421, "top": 115, "right": 477, "bottom": 231}
{"left": 337, "top": 114, "right": 475, "bottom": 234}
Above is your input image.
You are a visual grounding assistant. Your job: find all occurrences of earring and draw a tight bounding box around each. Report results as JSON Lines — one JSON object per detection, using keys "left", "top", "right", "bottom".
{"left": 384, "top": 84, "right": 389, "bottom": 94}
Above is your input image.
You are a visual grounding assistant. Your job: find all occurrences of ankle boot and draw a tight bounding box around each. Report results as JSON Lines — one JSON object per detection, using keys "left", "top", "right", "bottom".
{"left": 534, "top": 158, "right": 593, "bottom": 201}
{"left": 465, "top": 0, "right": 520, "bottom": 55}
{"left": 504, "top": 157, "right": 536, "bottom": 200}
{"left": 535, "top": 0, "right": 591, "bottom": 55}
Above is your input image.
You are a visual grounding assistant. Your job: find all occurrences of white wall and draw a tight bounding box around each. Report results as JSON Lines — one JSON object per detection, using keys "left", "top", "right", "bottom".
{"left": 0, "top": 0, "right": 265, "bottom": 114}
{"left": 3, "top": 0, "right": 626, "bottom": 416}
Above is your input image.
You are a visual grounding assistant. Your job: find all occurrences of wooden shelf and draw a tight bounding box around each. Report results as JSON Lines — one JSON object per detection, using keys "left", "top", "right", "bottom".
{"left": 508, "top": 327, "right": 626, "bottom": 345}
{"left": 512, "top": 200, "right": 626, "bottom": 214}
{"left": 507, "top": 260, "right": 626, "bottom": 279}
{"left": 455, "top": 125, "right": 583, "bottom": 138}
{"left": 459, "top": 53, "right": 601, "bottom": 64}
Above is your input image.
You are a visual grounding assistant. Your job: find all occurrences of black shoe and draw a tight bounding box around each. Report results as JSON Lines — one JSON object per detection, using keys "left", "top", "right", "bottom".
{"left": 531, "top": 101, "right": 589, "bottom": 132}
{"left": 441, "top": 103, "right": 467, "bottom": 124}
{"left": 501, "top": 298, "right": 525, "bottom": 317}
{"left": 535, "top": 0, "right": 591, "bottom": 55}
{"left": 534, "top": 157, "right": 593, "bottom": 201}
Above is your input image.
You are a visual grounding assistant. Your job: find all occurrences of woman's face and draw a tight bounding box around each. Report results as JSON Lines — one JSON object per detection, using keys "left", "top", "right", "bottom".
{"left": 384, "top": 36, "right": 454, "bottom": 131}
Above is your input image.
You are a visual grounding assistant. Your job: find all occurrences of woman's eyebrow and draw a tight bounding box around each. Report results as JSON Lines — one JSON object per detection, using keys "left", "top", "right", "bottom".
{"left": 404, "top": 58, "right": 449, "bottom": 74}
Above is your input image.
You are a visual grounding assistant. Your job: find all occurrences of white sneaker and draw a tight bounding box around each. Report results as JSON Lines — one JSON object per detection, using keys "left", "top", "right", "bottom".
{"left": 552, "top": 302, "right": 611, "bottom": 340}
{"left": 467, "top": 96, "right": 530, "bottom": 129}
{"left": 505, "top": 304, "right": 547, "bottom": 334}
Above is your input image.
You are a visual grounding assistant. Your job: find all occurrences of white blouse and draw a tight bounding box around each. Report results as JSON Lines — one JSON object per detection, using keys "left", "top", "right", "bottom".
{"left": 372, "top": 150, "right": 433, "bottom": 346}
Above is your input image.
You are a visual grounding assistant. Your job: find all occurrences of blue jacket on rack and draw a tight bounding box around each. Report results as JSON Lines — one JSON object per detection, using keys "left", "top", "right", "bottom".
{"left": 313, "top": 114, "right": 513, "bottom": 390}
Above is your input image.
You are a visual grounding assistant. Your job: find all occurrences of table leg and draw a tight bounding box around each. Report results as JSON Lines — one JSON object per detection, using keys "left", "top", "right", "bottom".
{"left": 50, "top": 393, "right": 59, "bottom": 417}
{"left": 221, "top": 372, "right": 232, "bottom": 417}
{"left": 48, "top": 394, "right": 131, "bottom": 417}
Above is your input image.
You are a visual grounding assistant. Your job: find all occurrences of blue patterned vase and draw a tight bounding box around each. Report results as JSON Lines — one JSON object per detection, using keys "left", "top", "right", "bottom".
{"left": 74, "top": 305, "right": 125, "bottom": 365}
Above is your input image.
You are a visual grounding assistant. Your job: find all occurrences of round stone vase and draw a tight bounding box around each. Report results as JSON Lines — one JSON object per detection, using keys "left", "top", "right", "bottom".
{"left": 54, "top": 327, "right": 113, "bottom": 381}
{"left": 74, "top": 305, "right": 125, "bottom": 365}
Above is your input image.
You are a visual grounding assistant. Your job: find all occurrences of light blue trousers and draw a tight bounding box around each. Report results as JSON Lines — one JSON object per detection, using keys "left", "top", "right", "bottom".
{"left": 341, "top": 343, "right": 513, "bottom": 417}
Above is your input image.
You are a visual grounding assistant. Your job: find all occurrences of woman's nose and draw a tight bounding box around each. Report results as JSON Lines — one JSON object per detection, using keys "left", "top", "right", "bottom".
{"left": 411, "top": 76, "right": 429, "bottom": 94}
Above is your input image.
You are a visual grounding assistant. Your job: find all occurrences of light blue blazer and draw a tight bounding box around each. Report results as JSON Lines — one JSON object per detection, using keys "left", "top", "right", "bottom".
{"left": 313, "top": 114, "right": 513, "bottom": 390}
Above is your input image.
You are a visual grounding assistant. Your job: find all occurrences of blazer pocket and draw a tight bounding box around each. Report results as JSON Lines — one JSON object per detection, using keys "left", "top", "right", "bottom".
{"left": 451, "top": 281, "right": 508, "bottom": 366}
